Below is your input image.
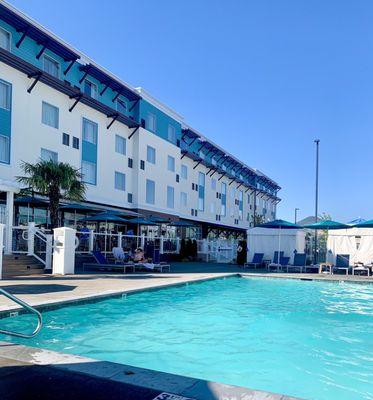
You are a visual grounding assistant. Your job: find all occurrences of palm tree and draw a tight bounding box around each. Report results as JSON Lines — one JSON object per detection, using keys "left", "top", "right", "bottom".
{"left": 17, "top": 160, "right": 86, "bottom": 229}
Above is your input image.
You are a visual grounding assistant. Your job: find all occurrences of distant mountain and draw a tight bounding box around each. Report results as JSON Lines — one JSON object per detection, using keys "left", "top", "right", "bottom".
{"left": 297, "top": 216, "right": 320, "bottom": 226}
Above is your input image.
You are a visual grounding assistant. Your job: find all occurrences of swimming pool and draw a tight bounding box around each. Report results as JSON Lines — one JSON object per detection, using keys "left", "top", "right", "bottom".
{"left": 2, "top": 276, "right": 373, "bottom": 400}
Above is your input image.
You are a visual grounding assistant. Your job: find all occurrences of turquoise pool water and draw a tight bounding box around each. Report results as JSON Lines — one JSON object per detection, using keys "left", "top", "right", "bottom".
{"left": 2, "top": 277, "right": 373, "bottom": 400}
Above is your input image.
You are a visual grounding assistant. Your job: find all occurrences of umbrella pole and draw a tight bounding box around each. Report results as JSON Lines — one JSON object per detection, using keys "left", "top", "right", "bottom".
{"left": 278, "top": 226, "right": 281, "bottom": 269}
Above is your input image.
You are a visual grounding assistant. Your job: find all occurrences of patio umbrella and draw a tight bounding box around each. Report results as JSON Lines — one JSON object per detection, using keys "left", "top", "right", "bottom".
{"left": 303, "top": 220, "right": 352, "bottom": 264}
{"left": 149, "top": 215, "right": 170, "bottom": 223}
{"left": 303, "top": 220, "right": 351, "bottom": 230}
{"left": 256, "top": 219, "right": 302, "bottom": 263}
{"left": 79, "top": 212, "right": 130, "bottom": 253}
{"left": 169, "top": 220, "right": 196, "bottom": 227}
{"left": 348, "top": 217, "right": 366, "bottom": 226}
{"left": 352, "top": 219, "right": 373, "bottom": 228}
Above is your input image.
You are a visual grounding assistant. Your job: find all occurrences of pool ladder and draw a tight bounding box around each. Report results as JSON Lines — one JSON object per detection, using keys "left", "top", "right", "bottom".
{"left": 0, "top": 288, "right": 42, "bottom": 338}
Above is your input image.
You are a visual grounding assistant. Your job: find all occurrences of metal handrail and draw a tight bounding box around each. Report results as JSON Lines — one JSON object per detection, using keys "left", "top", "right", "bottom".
{"left": 0, "top": 289, "right": 42, "bottom": 338}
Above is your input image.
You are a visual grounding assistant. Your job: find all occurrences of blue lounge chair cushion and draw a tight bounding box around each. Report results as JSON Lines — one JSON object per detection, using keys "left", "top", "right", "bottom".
{"left": 251, "top": 253, "right": 264, "bottom": 264}
{"left": 336, "top": 254, "right": 350, "bottom": 268}
{"left": 92, "top": 250, "right": 108, "bottom": 265}
{"left": 273, "top": 251, "right": 284, "bottom": 264}
{"left": 293, "top": 253, "right": 306, "bottom": 267}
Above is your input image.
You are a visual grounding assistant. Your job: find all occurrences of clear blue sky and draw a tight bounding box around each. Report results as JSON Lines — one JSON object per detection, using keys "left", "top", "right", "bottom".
{"left": 8, "top": 0, "right": 373, "bottom": 222}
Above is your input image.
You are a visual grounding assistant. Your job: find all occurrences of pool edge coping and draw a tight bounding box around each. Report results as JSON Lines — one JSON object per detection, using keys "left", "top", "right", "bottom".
{"left": 0, "top": 341, "right": 302, "bottom": 400}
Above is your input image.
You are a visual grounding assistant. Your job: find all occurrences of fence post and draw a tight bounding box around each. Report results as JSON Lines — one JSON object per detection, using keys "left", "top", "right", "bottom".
{"left": 176, "top": 238, "right": 180, "bottom": 253}
{"left": 45, "top": 234, "right": 53, "bottom": 271}
{"left": 89, "top": 230, "right": 94, "bottom": 252}
{"left": 141, "top": 234, "right": 145, "bottom": 249}
{"left": 160, "top": 236, "right": 164, "bottom": 254}
{"left": 0, "top": 224, "right": 5, "bottom": 279}
{"left": 118, "top": 232, "right": 122, "bottom": 249}
{"left": 27, "top": 222, "right": 35, "bottom": 256}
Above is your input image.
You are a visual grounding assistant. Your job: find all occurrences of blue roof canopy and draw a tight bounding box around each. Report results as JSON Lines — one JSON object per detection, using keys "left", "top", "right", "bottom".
{"left": 79, "top": 64, "right": 141, "bottom": 102}
{"left": 0, "top": 4, "right": 80, "bottom": 61}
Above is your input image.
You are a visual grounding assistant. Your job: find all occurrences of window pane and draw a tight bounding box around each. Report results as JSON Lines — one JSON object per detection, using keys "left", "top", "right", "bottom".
{"left": 168, "top": 124, "right": 176, "bottom": 142}
{"left": 0, "top": 28, "right": 10, "bottom": 51}
{"left": 198, "top": 172, "right": 205, "bottom": 211}
{"left": 42, "top": 102, "right": 59, "bottom": 128}
{"left": 116, "top": 99, "right": 127, "bottom": 114}
{"left": 82, "top": 160, "right": 96, "bottom": 185}
{"left": 115, "top": 135, "right": 126, "bottom": 155}
{"left": 147, "top": 113, "right": 156, "bottom": 132}
{"left": 115, "top": 172, "right": 126, "bottom": 191}
{"left": 146, "top": 179, "right": 155, "bottom": 204}
{"left": 41, "top": 148, "right": 58, "bottom": 162}
{"left": 82, "top": 118, "right": 97, "bottom": 144}
{"left": 181, "top": 164, "right": 188, "bottom": 179}
{"left": 180, "top": 192, "right": 187, "bottom": 207}
{"left": 167, "top": 186, "right": 174, "bottom": 209}
{"left": 146, "top": 146, "right": 156, "bottom": 164}
{"left": 0, "top": 81, "right": 10, "bottom": 110}
{"left": 0, "top": 135, "right": 10, "bottom": 164}
{"left": 167, "top": 155, "right": 175, "bottom": 172}
{"left": 83, "top": 80, "right": 98, "bottom": 99}
{"left": 73, "top": 137, "right": 79, "bottom": 149}
{"left": 43, "top": 56, "right": 59, "bottom": 78}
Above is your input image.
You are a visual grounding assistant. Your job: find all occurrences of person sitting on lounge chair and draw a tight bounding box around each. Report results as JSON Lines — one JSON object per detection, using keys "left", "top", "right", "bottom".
{"left": 134, "top": 247, "right": 146, "bottom": 263}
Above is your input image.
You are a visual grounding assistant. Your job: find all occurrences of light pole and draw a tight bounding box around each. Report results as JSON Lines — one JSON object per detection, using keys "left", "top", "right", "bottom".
{"left": 314, "top": 139, "right": 320, "bottom": 264}
{"left": 294, "top": 208, "right": 299, "bottom": 224}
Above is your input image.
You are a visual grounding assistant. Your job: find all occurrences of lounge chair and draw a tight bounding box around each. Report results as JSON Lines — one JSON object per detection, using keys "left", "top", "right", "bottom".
{"left": 243, "top": 253, "right": 264, "bottom": 269}
{"left": 283, "top": 253, "right": 307, "bottom": 273}
{"left": 273, "top": 251, "right": 284, "bottom": 264}
{"left": 133, "top": 261, "right": 171, "bottom": 273}
{"left": 333, "top": 254, "right": 350, "bottom": 275}
{"left": 83, "top": 250, "right": 134, "bottom": 273}
{"left": 352, "top": 262, "right": 370, "bottom": 276}
{"left": 268, "top": 256, "right": 290, "bottom": 272}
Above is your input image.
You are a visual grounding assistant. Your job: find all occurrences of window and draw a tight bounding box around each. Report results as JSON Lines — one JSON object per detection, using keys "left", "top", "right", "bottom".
{"left": 115, "top": 135, "right": 126, "bottom": 155}
{"left": 128, "top": 158, "right": 133, "bottom": 168}
{"left": 198, "top": 172, "right": 205, "bottom": 211}
{"left": 0, "top": 135, "right": 10, "bottom": 164}
{"left": 146, "top": 145, "right": 156, "bottom": 164}
{"left": 82, "top": 118, "right": 97, "bottom": 144}
{"left": 146, "top": 179, "right": 155, "bottom": 204}
{"left": 83, "top": 80, "right": 98, "bottom": 99}
{"left": 82, "top": 160, "right": 96, "bottom": 185}
{"left": 114, "top": 171, "right": 126, "bottom": 191}
{"left": 73, "top": 136, "right": 79, "bottom": 149}
{"left": 140, "top": 160, "right": 145, "bottom": 170}
{"left": 62, "top": 133, "right": 70, "bottom": 146}
{"left": 168, "top": 124, "right": 176, "bottom": 143}
{"left": 167, "top": 155, "right": 175, "bottom": 172}
{"left": 239, "top": 190, "right": 243, "bottom": 220}
{"left": 42, "top": 55, "right": 60, "bottom": 78}
{"left": 42, "top": 102, "right": 59, "bottom": 128}
{"left": 147, "top": 113, "right": 156, "bottom": 132}
{"left": 176, "top": 174, "right": 180, "bottom": 183}
{"left": 221, "top": 182, "right": 227, "bottom": 216}
{"left": 0, "top": 28, "right": 10, "bottom": 51}
{"left": 180, "top": 192, "right": 187, "bottom": 207}
{"left": 181, "top": 164, "right": 188, "bottom": 179}
{"left": 116, "top": 98, "right": 127, "bottom": 114}
{"left": 41, "top": 148, "right": 58, "bottom": 162}
{"left": 128, "top": 193, "right": 133, "bottom": 203}
{"left": 167, "top": 186, "right": 174, "bottom": 209}
{"left": 211, "top": 178, "right": 216, "bottom": 191}
{"left": 0, "top": 80, "right": 11, "bottom": 110}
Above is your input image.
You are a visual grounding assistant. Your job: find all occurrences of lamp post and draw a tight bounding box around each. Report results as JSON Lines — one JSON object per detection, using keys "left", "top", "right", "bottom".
{"left": 314, "top": 139, "right": 320, "bottom": 264}
{"left": 294, "top": 208, "right": 299, "bottom": 224}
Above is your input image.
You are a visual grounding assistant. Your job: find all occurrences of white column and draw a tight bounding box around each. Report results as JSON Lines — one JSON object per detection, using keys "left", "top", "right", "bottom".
{"left": 52, "top": 227, "right": 76, "bottom": 275}
{"left": 45, "top": 234, "right": 53, "bottom": 271}
{"left": 5, "top": 191, "right": 14, "bottom": 254}
{"left": 160, "top": 236, "right": 164, "bottom": 254}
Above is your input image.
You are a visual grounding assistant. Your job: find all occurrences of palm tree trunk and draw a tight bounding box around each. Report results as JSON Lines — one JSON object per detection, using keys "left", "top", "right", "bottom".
{"left": 49, "top": 186, "right": 60, "bottom": 229}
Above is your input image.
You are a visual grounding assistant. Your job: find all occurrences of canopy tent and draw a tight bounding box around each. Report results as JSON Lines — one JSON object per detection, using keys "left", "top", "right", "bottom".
{"left": 326, "top": 226, "right": 373, "bottom": 265}
{"left": 348, "top": 217, "right": 366, "bottom": 226}
{"left": 169, "top": 220, "right": 197, "bottom": 227}
{"left": 248, "top": 220, "right": 305, "bottom": 264}
{"left": 303, "top": 220, "right": 351, "bottom": 230}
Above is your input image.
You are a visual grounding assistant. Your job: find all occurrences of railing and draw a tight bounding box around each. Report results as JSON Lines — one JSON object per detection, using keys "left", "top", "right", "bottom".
{"left": 0, "top": 288, "right": 42, "bottom": 338}
{"left": 10, "top": 224, "right": 52, "bottom": 269}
